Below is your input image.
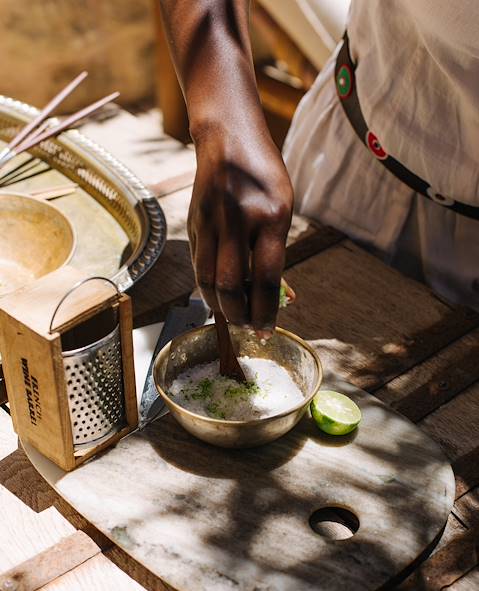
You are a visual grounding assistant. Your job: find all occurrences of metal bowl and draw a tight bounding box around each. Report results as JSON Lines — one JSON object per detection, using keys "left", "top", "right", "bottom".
{"left": 0, "top": 192, "right": 75, "bottom": 297}
{"left": 153, "top": 325, "right": 322, "bottom": 448}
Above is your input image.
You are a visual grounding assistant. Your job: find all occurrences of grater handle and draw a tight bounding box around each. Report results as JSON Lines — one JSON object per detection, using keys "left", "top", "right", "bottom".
{"left": 49, "top": 276, "right": 121, "bottom": 334}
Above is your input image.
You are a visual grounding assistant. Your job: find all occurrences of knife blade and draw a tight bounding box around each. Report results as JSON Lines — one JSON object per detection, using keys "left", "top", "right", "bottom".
{"left": 138, "top": 289, "right": 210, "bottom": 429}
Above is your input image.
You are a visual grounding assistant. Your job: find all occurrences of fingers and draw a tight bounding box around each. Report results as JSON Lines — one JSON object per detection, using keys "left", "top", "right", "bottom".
{"left": 193, "top": 229, "right": 219, "bottom": 311}
{"left": 215, "top": 223, "right": 250, "bottom": 325}
{"left": 250, "top": 229, "right": 286, "bottom": 332}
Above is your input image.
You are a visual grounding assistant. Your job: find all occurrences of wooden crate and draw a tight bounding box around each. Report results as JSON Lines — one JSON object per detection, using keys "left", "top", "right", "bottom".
{"left": 0, "top": 267, "right": 137, "bottom": 471}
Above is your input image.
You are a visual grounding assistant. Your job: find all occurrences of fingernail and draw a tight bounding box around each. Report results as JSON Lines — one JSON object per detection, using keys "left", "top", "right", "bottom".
{"left": 255, "top": 329, "right": 274, "bottom": 342}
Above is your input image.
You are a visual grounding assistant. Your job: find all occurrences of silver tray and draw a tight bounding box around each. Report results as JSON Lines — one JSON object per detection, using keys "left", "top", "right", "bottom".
{"left": 0, "top": 95, "right": 167, "bottom": 293}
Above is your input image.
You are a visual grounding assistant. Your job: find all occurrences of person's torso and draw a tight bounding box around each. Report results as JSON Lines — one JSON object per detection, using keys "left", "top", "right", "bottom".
{"left": 348, "top": 0, "right": 479, "bottom": 204}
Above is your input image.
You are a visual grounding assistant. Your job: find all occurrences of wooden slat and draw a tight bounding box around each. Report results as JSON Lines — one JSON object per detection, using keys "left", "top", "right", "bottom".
{"left": 0, "top": 531, "right": 100, "bottom": 591}
{"left": 148, "top": 170, "right": 195, "bottom": 198}
{"left": 0, "top": 418, "right": 144, "bottom": 589}
{"left": 285, "top": 222, "right": 344, "bottom": 268}
{"left": 417, "top": 380, "right": 479, "bottom": 502}
{"left": 433, "top": 513, "right": 469, "bottom": 555}
{"left": 374, "top": 328, "right": 479, "bottom": 422}
{"left": 40, "top": 554, "right": 146, "bottom": 591}
{"left": 129, "top": 237, "right": 195, "bottom": 328}
{"left": 454, "top": 487, "right": 479, "bottom": 529}
{"left": 0, "top": 432, "right": 110, "bottom": 548}
{"left": 419, "top": 382, "right": 479, "bottom": 464}
{"left": 152, "top": 0, "right": 190, "bottom": 144}
{"left": 454, "top": 448, "right": 479, "bottom": 499}
{"left": 280, "top": 242, "right": 479, "bottom": 391}
{"left": 0, "top": 486, "right": 75, "bottom": 573}
{"left": 397, "top": 526, "right": 479, "bottom": 590}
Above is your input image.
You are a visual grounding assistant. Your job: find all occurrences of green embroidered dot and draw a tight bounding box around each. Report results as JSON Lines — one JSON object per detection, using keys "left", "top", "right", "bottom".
{"left": 337, "top": 64, "right": 353, "bottom": 99}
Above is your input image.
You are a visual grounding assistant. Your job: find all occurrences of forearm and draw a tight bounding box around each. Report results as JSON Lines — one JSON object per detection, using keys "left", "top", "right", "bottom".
{"left": 158, "top": 0, "right": 268, "bottom": 143}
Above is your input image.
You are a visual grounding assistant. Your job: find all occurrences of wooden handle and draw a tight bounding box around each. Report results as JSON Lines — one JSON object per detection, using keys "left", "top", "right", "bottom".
{"left": 214, "top": 312, "right": 246, "bottom": 382}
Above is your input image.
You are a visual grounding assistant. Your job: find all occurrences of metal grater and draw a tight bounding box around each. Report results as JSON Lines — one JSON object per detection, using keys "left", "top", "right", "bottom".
{"left": 63, "top": 324, "right": 126, "bottom": 449}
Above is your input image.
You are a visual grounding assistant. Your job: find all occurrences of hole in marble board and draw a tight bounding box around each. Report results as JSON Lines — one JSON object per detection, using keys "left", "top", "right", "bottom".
{"left": 309, "top": 507, "right": 359, "bottom": 540}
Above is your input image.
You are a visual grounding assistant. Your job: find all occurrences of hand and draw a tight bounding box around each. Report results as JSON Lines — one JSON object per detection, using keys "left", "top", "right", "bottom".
{"left": 188, "top": 127, "right": 293, "bottom": 332}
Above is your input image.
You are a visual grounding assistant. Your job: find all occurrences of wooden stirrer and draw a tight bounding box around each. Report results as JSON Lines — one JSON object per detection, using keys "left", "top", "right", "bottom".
{"left": 214, "top": 311, "right": 247, "bottom": 382}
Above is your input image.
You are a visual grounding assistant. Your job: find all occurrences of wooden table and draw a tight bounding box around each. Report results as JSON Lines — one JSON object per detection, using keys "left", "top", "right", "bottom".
{"left": 1, "top": 108, "right": 479, "bottom": 590}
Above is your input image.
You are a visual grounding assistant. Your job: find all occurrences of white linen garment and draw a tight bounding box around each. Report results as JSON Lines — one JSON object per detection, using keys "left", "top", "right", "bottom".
{"left": 283, "top": 0, "right": 479, "bottom": 310}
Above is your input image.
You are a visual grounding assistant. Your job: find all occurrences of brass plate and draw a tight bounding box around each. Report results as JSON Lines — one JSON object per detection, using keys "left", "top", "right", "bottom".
{"left": 0, "top": 95, "right": 167, "bottom": 293}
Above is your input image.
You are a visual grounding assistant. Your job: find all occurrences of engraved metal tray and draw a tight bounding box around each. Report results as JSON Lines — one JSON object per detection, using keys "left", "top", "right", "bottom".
{"left": 0, "top": 95, "right": 167, "bottom": 293}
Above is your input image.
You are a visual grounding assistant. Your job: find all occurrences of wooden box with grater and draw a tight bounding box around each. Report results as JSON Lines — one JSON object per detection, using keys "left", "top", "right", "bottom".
{"left": 0, "top": 266, "right": 138, "bottom": 471}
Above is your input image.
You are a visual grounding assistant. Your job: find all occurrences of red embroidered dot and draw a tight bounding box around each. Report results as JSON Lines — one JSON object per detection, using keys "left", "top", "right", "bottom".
{"left": 366, "top": 131, "right": 388, "bottom": 160}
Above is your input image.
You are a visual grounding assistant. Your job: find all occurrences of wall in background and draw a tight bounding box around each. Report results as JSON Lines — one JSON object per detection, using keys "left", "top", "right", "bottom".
{"left": 0, "top": 0, "right": 156, "bottom": 112}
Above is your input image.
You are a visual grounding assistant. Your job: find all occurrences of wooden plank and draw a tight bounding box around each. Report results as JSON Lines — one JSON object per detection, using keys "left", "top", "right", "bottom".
{"left": 148, "top": 170, "right": 195, "bottom": 198}
{"left": 397, "top": 526, "right": 479, "bottom": 590}
{"left": 454, "top": 447, "right": 479, "bottom": 499}
{"left": 0, "top": 486, "right": 75, "bottom": 573}
{"left": 0, "top": 422, "right": 144, "bottom": 588}
{"left": 118, "top": 296, "right": 138, "bottom": 432}
{"left": 280, "top": 242, "right": 479, "bottom": 391}
{"left": 455, "top": 486, "right": 479, "bottom": 529}
{"left": 0, "top": 441, "right": 112, "bottom": 549}
{"left": 374, "top": 328, "right": 479, "bottom": 422}
{"left": 40, "top": 554, "right": 146, "bottom": 591}
{"left": 152, "top": 0, "right": 190, "bottom": 144}
{"left": 417, "top": 380, "right": 479, "bottom": 501}
{"left": 285, "top": 221, "right": 344, "bottom": 268}
{"left": 419, "top": 382, "right": 479, "bottom": 464}
{"left": 0, "top": 531, "right": 100, "bottom": 590}
{"left": 129, "top": 236, "right": 195, "bottom": 328}
{"left": 433, "top": 513, "right": 468, "bottom": 555}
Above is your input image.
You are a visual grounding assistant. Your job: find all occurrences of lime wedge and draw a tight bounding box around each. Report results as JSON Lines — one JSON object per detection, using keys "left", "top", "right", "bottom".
{"left": 311, "top": 390, "right": 362, "bottom": 435}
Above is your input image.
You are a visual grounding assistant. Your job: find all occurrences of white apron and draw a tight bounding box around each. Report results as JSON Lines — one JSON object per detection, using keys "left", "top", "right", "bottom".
{"left": 283, "top": 0, "right": 479, "bottom": 310}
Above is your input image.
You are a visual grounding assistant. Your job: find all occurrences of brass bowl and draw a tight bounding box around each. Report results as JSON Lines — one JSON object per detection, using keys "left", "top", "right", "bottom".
{"left": 153, "top": 325, "right": 322, "bottom": 448}
{"left": 0, "top": 192, "right": 75, "bottom": 297}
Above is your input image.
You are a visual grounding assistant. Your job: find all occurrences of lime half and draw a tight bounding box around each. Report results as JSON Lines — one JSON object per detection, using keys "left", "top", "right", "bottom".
{"left": 311, "top": 390, "right": 362, "bottom": 435}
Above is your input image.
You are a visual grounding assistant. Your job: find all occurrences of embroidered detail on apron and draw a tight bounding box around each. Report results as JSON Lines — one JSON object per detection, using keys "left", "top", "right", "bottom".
{"left": 335, "top": 32, "right": 479, "bottom": 221}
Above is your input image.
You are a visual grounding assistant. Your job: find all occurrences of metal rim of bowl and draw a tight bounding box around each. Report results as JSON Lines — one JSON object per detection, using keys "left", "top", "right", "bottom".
{"left": 153, "top": 325, "right": 323, "bottom": 426}
{"left": 0, "top": 190, "right": 77, "bottom": 270}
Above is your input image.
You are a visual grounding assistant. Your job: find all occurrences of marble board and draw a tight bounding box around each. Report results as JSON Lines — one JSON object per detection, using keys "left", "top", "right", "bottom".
{"left": 23, "top": 374, "right": 454, "bottom": 591}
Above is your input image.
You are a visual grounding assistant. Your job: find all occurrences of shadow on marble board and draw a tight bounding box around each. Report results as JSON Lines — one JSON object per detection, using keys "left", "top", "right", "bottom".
{"left": 141, "top": 414, "right": 307, "bottom": 478}
{"left": 131, "top": 376, "right": 452, "bottom": 589}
